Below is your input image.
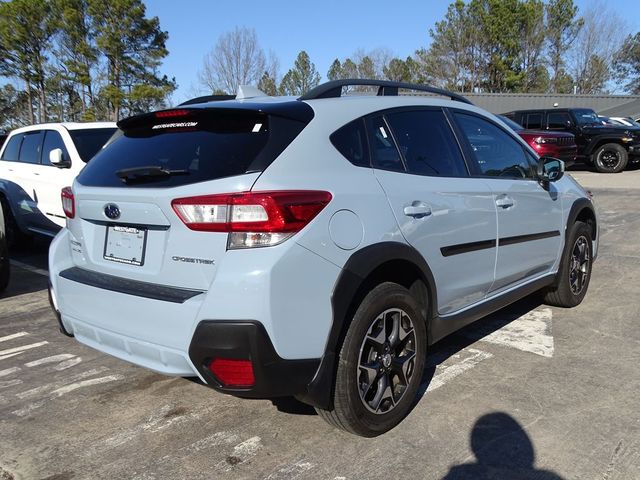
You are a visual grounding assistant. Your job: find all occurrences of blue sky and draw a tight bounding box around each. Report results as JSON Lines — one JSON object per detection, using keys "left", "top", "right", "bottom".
{"left": 144, "top": 0, "right": 640, "bottom": 104}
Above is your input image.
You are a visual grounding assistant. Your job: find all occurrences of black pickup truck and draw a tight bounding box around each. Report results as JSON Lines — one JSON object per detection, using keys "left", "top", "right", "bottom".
{"left": 503, "top": 108, "right": 640, "bottom": 173}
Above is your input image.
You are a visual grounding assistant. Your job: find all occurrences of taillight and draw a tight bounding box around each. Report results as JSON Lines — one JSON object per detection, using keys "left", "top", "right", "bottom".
{"left": 61, "top": 187, "right": 75, "bottom": 219}
{"left": 208, "top": 358, "right": 255, "bottom": 387}
{"left": 172, "top": 190, "right": 332, "bottom": 249}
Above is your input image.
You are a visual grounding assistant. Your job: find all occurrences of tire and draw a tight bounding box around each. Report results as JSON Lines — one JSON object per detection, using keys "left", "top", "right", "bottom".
{"left": 0, "top": 230, "right": 9, "bottom": 293}
{"left": 0, "top": 198, "right": 32, "bottom": 248}
{"left": 316, "top": 282, "right": 427, "bottom": 437}
{"left": 544, "top": 221, "right": 593, "bottom": 308}
{"left": 593, "top": 143, "right": 628, "bottom": 173}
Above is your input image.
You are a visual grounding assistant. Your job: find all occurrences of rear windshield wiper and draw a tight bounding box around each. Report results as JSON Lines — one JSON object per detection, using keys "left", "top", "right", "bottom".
{"left": 116, "top": 166, "right": 190, "bottom": 184}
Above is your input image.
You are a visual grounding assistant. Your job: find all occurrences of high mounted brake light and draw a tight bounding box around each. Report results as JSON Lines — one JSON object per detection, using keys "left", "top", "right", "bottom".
{"left": 61, "top": 186, "right": 75, "bottom": 219}
{"left": 172, "top": 190, "right": 332, "bottom": 249}
{"left": 155, "top": 109, "right": 191, "bottom": 118}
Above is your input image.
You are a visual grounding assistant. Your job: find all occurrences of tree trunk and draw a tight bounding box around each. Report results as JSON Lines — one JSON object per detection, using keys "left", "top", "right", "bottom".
{"left": 26, "top": 84, "right": 34, "bottom": 124}
{"left": 39, "top": 79, "right": 47, "bottom": 123}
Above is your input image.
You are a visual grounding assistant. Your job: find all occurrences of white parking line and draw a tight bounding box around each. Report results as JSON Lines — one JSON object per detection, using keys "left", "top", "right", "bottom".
{"left": 427, "top": 348, "right": 494, "bottom": 393}
{"left": 25, "top": 354, "right": 76, "bottom": 367}
{"left": 472, "top": 308, "right": 555, "bottom": 358}
{"left": 216, "top": 436, "right": 263, "bottom": 471}
{"left": 104, "top": 404, "right": 201, "bottom": 447}
{"left": 10, "top": 259, "right": 49, "bottom": 277}
{"left": 0, "top": 352, "right": 25, "bottom": 361}
{"left": 0, "top": 379, "right": 23, "bottom": 389}
{"left": 50, "top": 375, "right": 124, "bottom": 397}
{"left": 16, "top": 367, "right": 109, "bottom": 399}
{"left": 0, "top": 341, "right": 48, "bottom": 357}
{"left": 0, "top": 367, "right": 21, "bottom": 377}
{"left": 264, "top": 460, "right": 315, "bottom": 480}
{"left": 0, "top": 332, "right": 29, "bottom": 343}
{"left": 12, "top": 369, "right": 123, "bottom": 417}
{"left": 54, "top": 357, "right": 82, "bottom": 371}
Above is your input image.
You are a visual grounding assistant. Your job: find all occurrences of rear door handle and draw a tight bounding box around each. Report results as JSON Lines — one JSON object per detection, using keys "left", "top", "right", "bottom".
{"left": 404, "top": 202, "right": 432, "bottom": 218}
{"left": 495, "top": 195, "right": 514, "bottom": 209}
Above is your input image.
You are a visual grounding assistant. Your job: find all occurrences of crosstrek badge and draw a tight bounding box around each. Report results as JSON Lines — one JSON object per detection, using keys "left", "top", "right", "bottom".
{"left": 171, "top": 256, "right": 214, "bottom": 265}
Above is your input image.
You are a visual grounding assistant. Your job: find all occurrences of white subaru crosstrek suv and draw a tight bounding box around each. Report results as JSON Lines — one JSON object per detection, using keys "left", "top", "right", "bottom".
{"left": 49, "top": 80, "right": 597, "bottom": 436}
{"left": 0, "top": 122, "right": 117, "bottom": 242}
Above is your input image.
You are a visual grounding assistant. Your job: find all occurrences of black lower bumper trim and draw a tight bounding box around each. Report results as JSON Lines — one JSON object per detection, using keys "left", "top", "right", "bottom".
{"left": 59, "top": 267, "right": 204, "bottom": 303}
{"left": 188, "top": 321, "right": 321, "bottom": 399}
{"left": 48, "top": 282, "right": 73, "bottom": 337}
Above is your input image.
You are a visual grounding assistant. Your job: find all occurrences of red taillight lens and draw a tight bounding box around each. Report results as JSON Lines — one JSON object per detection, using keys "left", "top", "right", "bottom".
{"left": 61, "top": 186, "right": 75, "bottom": 219}
{"left": 208, "top": 358, "right": 255, "bottom": 387}
{"left": 172, "top": 190, "right": 332, "bottom": 248}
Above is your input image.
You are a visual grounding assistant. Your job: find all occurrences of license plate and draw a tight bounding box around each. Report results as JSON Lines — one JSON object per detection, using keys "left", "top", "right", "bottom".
{"left": 103, "top": 225, "right": 147, "bottom": 266}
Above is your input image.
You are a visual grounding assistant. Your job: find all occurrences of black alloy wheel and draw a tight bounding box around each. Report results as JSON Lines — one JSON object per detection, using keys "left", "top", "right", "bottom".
{"left": 315, "top": 282, "right": 427, "bottom": 437}
{"left": 357, "top": 308, "right": 417, "bottom": 414}
{"left": 594, "top": 143, "right": 628, "bottom": 173}
{"left": 569, "top": 235, "right": 590, "bottom": 296}
{"left": 544, "top": 220, "right": 593, "bottom": 307}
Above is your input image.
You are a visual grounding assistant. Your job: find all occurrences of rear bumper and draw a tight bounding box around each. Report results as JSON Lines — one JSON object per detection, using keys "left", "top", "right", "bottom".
{"left": 189, "top": 321, "right": 320, "bottom": 398}
{"left": 66, "top": 313, "right": 200, "bottom": 376}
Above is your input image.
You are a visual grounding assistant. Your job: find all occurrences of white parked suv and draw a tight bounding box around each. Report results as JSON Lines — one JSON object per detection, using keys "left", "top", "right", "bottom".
{"left": 48, "top": 80, "right": 597, "bottom": 436}
{"left": 0, "top": 122, "right": 117, "bottom": 242}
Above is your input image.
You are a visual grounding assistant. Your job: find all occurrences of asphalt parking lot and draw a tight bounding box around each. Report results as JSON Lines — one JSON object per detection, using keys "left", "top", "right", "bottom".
{"left": 1, "top": 166, "right": 639, "bottom": 480}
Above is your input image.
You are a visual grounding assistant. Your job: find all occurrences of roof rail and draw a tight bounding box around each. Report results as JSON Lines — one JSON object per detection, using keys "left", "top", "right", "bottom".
{"left": 178, "top": 94, "right": 235, "bottom": 106}
{"left": 299, "top": 79, "right": 472, "bottom": 105}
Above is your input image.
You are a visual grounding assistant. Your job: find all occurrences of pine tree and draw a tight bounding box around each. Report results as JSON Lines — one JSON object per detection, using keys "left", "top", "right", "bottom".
{"left": 88, "top": 0, "right": 175, "bottom": 120}
{"left": 279, "top": 51, "right": 320, "bottom": 96}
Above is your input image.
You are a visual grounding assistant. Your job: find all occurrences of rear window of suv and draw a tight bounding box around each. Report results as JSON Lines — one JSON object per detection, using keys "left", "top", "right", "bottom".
{"left": 77, "top": 109, "right": 309, "bottom": 188}
{"left": 69, "top": 128, "right": 117, "bottom": 162}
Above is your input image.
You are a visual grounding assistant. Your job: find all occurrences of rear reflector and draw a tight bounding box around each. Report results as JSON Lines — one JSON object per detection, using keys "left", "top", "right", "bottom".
{"left": 172, "top": 190, "right": 332, "bottom": 248}
{"left": 209, "top": 358, "right": 255, "bottom": 387}
{"left": 61, "top": 186, "right": 75, "bottom": 218}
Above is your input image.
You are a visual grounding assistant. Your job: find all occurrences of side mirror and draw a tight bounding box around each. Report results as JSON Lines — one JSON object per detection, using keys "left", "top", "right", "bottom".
{"left": 565, "top": 120, "right": 573, "bottom": 128}
{"left": 538, "top": 156, "right": 565, "bottom": 185}
{"left": 49, "top": 148, "right": 70, "bottom": 168}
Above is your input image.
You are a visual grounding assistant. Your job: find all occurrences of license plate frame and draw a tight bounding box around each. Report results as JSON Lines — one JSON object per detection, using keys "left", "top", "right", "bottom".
{"left": 103, "top": 224, "right": 148, "bottom": 266}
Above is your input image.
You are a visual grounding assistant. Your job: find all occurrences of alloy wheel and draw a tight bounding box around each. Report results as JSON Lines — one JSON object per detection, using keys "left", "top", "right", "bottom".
{"left": 357, "top": 308, "right": 417, "bottom": 414}
{"left": 599, "top": 150, "right": 621, "bottom": 169}
{"left": 569, "top": 235, "right": 590, "bottom": 295}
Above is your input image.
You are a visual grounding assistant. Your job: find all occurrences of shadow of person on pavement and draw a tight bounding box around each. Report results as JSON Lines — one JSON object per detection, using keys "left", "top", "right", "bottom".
{"left": 442, "top": 412, "right": 564, "bottom": 480}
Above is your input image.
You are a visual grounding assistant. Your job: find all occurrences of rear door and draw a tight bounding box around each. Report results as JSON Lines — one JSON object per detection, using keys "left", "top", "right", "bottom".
{"left": 32, "top": 129, "right": 74, "bottom": 229}
{"left": 453, "top": 111, "right": 563, "bottom": 292}
{"left": 370, "top": 108, "right": 497, "bottom": 315}
{"left": 8, "top": 130, "right": 50, "bottom": 231}
{"left": 68, "top": 108, "right": 308, "bottom": 291}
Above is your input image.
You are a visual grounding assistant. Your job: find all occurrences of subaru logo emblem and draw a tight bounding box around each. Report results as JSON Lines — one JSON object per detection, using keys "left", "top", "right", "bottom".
{"left": 104, "top": 203, "right": 121, "bottom": 220}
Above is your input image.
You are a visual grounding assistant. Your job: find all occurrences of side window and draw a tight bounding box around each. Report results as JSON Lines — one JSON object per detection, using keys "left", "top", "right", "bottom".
{"left": 330, "top": 119, "right": 369, "bottom": 167}
{"left": 526, "top": 113, "right": 543, "bottom": 130}
{"left": 385, "top": 109, "right": 467, "bottom": 177}
{"left": 1, "top": 134, "right": 24, "bottom": 161}
{"left": 454, "top": 112, "right": 536, "bottom": 179}
{"left": 42, "top": 130, "right": 70, "bottom": 166}
{"left": 18, "top": 131, "right": 44, "bottom": 164}
{"left": 547, "top": 112, "right": 571, "bottom": 130}
{"left": 367, "top": 116, "right": 404, "bottom": 172}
